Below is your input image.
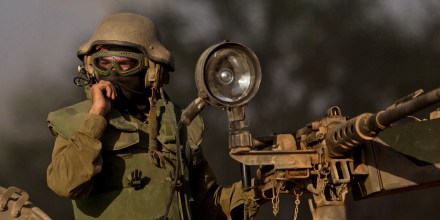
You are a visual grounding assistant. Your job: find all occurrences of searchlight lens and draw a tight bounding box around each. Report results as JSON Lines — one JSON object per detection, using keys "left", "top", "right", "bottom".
{"left": 205, "top": 49, "right": 253, "bottom": 102}
{"left": 195, "top": 42, "right": 261, "bottom": 108}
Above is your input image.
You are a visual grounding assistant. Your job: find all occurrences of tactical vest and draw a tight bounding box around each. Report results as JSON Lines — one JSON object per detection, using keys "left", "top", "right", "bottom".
{"left": 47, "top": 98, "right": 204, "bottom": 220}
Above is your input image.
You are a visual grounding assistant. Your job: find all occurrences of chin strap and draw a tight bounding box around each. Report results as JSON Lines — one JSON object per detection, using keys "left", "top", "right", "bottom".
{"left": 148, "top": 86, "right": 166, "bottom": 168}
{"left": 146, "top": 60, "right": 167, "bottom": 168}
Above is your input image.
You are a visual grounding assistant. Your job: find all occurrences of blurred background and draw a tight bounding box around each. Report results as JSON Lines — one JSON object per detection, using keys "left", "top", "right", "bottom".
{"left": 1, "top": 0, "right": 440, "bottom": 219}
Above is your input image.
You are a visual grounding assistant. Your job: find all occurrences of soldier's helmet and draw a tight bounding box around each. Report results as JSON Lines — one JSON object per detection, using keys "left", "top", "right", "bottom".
{"left": 78, "top": 12, "right": 175, "bottom": 78}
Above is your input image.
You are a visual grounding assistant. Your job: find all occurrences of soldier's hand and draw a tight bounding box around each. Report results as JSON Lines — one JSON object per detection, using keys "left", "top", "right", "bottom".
{"left": 89, "top": 80, "right": 117, "bottom": 116}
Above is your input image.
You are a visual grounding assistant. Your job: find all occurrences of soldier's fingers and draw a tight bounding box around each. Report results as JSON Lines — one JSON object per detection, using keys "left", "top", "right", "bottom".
{"left": 108, "top": 83, "right": 117, "bottom": 100}
{"left": 97, "top": 80, "right": 116, "bottom": 100}
{"left": 103, "top": 83, "right": 115, "bottom": 100}
{"left": 91, "top": 81, "right": 106, "bottom": 96}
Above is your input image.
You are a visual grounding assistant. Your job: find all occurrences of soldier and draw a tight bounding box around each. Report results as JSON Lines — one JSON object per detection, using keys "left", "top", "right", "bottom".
{"left": 46, "top": 12, "right": 262, "bottom": 220}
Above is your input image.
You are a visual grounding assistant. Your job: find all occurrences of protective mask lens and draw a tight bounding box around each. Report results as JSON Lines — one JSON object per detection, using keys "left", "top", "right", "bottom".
{"left": 95, "top": 56, "right": 140, "bottom": 72}
{"left": 91, "top": 51, "right": 145, "bottom": 76}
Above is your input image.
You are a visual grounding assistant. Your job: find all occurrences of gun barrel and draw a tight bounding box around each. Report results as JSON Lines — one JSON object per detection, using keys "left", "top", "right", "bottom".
{"left": 327, "top": 88, "right": 440, "bottom": 157}
{"left": 374, "top": 88, "right": 440, "bottom": 128}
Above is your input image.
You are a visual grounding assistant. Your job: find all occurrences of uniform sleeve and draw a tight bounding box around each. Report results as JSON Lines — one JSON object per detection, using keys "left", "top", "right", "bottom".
{"left": 189, "top": 158, "right": 262, "bottom": 220}
{"left": 46, "top": 113, "right": 107, "bottom": 199}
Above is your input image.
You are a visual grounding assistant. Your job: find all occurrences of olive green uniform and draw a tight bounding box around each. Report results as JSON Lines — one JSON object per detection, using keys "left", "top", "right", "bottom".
{"left": 46, "top": 91, "right": 259, "bottom": 220}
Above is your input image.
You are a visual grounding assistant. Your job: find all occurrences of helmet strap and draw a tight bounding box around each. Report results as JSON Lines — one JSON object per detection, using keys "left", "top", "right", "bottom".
{"left": 145, "top": 60, "right": 170, "bottom": 89}
{"left": 145, "top": 60, "right": 157, "bottom": 88}
{"left": 147, "top": 83, "right": 166, "bottom": 168}
{"left": 144, "top": 59, "right": 169, "bottom": 168}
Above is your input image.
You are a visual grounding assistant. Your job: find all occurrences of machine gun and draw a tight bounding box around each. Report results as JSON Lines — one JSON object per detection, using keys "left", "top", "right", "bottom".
{"left": 241, "top": 89, "right": 440, "bottom": 219}
{"left": 180, "top": 41, "right": 440, "bottom": 220}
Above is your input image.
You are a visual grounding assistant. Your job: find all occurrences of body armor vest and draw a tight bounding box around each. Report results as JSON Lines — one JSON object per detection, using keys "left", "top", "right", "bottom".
{"left": 47, "top": 98, "right": 203, "bottom": 220}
